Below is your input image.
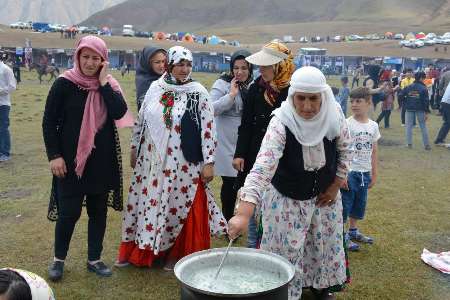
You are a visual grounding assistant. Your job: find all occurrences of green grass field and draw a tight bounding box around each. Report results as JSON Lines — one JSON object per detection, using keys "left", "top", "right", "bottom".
{"left": 0, "top": 69, "right": 449, "bottom": 300}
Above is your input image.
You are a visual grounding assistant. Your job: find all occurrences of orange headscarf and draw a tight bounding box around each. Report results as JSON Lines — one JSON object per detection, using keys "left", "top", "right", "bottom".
{"left": 261, "top": 41, "right": 295, "bottom": 106}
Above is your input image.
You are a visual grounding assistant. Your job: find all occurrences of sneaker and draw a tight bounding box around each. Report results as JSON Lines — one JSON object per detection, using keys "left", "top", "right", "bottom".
{"left": 0, "top": 155, "right": 10, "bottom": 162}
{"left": 406, "top": 144, "right": 412, "bottom": 149}
{"left": 424, "top": 145, "right": 432, "bottom": 151}
{"left": 347, "top": 240, "right": 360, "bottom": 252}
{"left": 348, "top": 229, "right": 374, "bottom": 244}
{"left": 48, "top": 261, "right": 64, "bottom": 282}
{"left": 434, "top": 142, "right": 446, "bottom": 147}
{"left": 87, "top": 261, "right": 112, "bottom": 277}
{"left": 401, "top": 124, "right": 405, "bottom": 127}
{"left": 114, "top": 260, "right": 130, "bottom": 268}
{"left": 163, "top": 259, "right": 177, "bottom": 271}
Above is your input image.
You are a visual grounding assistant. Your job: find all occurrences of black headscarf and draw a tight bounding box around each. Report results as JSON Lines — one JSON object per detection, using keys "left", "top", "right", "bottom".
{"left": 135, "top": 46, "right": 166, "bottom": 103}
{"left": 220, "top": 50, "right": 253, "bottom": 99}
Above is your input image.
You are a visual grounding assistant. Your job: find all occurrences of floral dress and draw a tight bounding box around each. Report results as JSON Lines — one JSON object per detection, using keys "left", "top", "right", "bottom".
{"left": 120, "top": 76, "right": 227, "bottom": 258}
{"left": 240, "top": 109, "right": 352, "bottom": 300}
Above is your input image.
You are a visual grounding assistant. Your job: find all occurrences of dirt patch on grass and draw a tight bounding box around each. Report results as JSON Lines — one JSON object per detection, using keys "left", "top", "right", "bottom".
{"left": 0, "top": 188, "right": 34, "bottom": 200}
{"left": 379, "top": 138, "right": 404, "bottom": 147}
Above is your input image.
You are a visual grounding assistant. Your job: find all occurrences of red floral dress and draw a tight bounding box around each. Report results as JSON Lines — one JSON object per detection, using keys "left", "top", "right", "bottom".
{"left": 118, "top": 77, "right": 227, "bottom": 266}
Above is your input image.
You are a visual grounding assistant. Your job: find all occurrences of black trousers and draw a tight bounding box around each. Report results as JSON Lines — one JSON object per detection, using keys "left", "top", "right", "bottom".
{"left": 220, "top": 176, "right": 238, "bottom": 221}
{"left": 376, "top": 110, "right": 391, "bottom": 128}
{"left": 351, "top": 77, "right": 359, "bottom": 89}
{"left": 55, "top": 193, "right": 108, "bottom": 261}
{"left": 435, "top": 102, "right": 450, "bottom": 143}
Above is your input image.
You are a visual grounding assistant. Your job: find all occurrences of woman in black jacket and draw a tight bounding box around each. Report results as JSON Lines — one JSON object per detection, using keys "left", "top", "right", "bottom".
{"left": 232, "top": 41, "right": 294, "bottom": 247}
{"left": 42, "top": 36, "right": 132, "bottom": 281}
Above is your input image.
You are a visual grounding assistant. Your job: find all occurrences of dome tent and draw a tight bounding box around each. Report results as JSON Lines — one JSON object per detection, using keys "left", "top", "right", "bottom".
{"left": 208, "top": 35, "right": 220, "bottom": 45}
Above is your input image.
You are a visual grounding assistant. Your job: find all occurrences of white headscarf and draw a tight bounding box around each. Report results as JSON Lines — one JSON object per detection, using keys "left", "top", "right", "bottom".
{"left": 167, "top": 46, "right": 193, "bottom": 83}
{"left": 273, "top": 66, "right": 342, "bottom": 146}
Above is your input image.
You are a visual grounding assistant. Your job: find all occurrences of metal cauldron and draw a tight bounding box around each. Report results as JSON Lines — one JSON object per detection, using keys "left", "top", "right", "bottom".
{"left": 174, "top": 247, "right": 295, "bottom": 300}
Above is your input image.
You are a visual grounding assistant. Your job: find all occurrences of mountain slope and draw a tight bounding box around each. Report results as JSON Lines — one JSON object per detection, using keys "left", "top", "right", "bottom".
{"left": 81, "top": 0, "right": 450, "bottom": 32}
{"left": 0, "top": 0, "right": 126, "bottom": 25}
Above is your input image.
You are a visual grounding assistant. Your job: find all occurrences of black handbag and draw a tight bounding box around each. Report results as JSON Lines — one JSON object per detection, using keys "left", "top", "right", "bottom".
{"left": 180, "top": 92, "right": 204, "bottom": 163}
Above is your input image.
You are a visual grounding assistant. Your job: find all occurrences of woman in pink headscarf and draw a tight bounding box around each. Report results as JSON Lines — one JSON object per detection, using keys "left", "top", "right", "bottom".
{"left": 42, "top": 35, "right": 133, "bottom": 282}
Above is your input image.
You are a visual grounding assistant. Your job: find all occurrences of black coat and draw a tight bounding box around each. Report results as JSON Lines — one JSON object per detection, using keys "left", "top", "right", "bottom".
{"left": 42, "top": 77, "right": 127, "bottom": 220}
{"left": 234, "top": 77, "right": 289, "bottom": 188}
{"left": 402, "top": 81, "right": 430, "bottom": 112}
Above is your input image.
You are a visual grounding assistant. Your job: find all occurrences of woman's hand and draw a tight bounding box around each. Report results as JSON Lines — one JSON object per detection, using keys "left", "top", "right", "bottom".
{"left": 228, "top": 201, "right": 255, "bottom": 240}
{"left": 50, "top": 157, "right": 67, "bottom": 178}
{"left": 229, "top": 78, "right": 239, "bottom": 99}
{"left": 232, "top": 158, "right": 245, "bottom": 172}
{"left": 316, "top": 178, "right": 343, "bottom": 207}
{"left": 99, "top": 61, "right": 109, "bottom": 86}
{"left": 130, "top": 148, "right": 137, "bottom": 169}
{"left": 201, "top": 163, "right": 214, "bottom": 184}
{"left": 228, "top": 214, "right": 250, "bottom": 240}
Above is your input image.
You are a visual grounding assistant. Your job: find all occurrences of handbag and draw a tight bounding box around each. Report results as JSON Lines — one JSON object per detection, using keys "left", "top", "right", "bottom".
{"left": 180, "top": 92, "right": 204, "bottom": 163}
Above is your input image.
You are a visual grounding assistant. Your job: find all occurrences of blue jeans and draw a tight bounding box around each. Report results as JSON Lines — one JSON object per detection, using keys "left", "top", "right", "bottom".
{"left": 341, "top": 171, "right": 371, "bottom": 223}
{"left": 405, "top": 110, "right": 430, "bottom": 147}
{"left": 247, "top": 211, "right": 258, "bottom": 248}
{"left": 0, "top": 105, "right": 11, "bottom": 157}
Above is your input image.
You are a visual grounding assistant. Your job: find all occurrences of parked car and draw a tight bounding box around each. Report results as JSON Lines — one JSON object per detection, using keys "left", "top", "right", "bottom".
{"left": 415, "top": 40, "right": 425, "bottom": 47}
{"left": 371, "top": 34, "right": 381, "bottom": 40}
{"left": 426, "top": 33, "right": 437, "bottom": 39}
{"left": 348, "top": 34, "right": 364, "bottom": 41}
{"left": 135, "top": 31, "right": 151, "bottom": 38}
{"left": 299, "top": 36, "right": 308, "bottom": 43}
{"left": 399, "top": 39, "right": 411, "bottom": 47}
{"left": 400, "top": 39, "right": 423, "bottom": 48}
{"left": 423, "top": 38, "right": 436, "bottom": 46}
{"left": 87, "top": 27, "right": 99, "bottom": 34}
{"left": 333, "top": 35, "right": 343, "bottom": 42}
{"left": 434, "top": 38, "right": 450, "bottom": 45}
{"left": 10, "top": 21, "right": 28, "bottom": 29}
{"left": 78, "top": 26, "right": 88, "bottom": 33}
{"left": 394, "top": 33, "right": 404, "bottom": 40}
{"left": 283, "top": 35, "right": 295, "bottom": 43}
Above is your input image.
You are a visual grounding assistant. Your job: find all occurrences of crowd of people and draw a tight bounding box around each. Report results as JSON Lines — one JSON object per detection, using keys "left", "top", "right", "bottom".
{"left": 341, "top": 63, "right": 450, "bottom": 149}
{"left": 0, "top": 35, "right": 449, "bottom": 300}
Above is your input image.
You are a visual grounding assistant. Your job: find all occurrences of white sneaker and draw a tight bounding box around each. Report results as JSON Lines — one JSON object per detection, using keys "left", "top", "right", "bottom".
{"left": 0, "top": 155, "right": 10, "bottom": 162}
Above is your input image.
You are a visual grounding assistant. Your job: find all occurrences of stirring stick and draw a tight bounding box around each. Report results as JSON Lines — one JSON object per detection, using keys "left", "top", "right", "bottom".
{"left": 213, "top": 239, "right": 234, "bottom": 280}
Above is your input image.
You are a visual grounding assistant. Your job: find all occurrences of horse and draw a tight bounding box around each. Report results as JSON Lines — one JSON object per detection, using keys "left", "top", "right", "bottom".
{"left": 29, "top": 63, "right": 60, "bottom": 84}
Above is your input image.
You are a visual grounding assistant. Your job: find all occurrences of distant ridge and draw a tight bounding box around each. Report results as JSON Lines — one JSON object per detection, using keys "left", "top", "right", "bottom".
{"left": 81, "top": 0, "right": 450, "bottom": 33}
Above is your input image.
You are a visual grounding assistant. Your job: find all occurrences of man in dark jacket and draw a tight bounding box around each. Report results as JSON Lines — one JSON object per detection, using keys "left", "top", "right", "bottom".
{"left": 403, "top": 71, "right": 431, "bottom": 150}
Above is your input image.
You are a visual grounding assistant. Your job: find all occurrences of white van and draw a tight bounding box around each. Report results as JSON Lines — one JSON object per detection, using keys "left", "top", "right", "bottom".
{"left": 122, "top": 25, "right": 135, "bottom": 37}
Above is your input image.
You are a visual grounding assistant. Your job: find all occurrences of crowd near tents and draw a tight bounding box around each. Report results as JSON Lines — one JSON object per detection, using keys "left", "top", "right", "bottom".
{"left": 2, "top": 43, "right": 449, "bottom": 78}
{"left": 8, "top": 21, "right": 240, "bottom": 47}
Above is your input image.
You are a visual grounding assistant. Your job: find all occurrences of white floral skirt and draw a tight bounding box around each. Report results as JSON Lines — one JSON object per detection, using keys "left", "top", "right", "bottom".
{"left": 259, "top": 185, "right": 346, "bottom": 300}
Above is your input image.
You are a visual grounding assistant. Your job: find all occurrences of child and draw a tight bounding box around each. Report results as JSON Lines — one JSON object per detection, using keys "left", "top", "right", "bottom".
{"left": 376, "top": 80, "right": 398, "bottom": 128}
{"left": 336, "top": 76, "right": 350, "bottom": 116}
{"left": 0, "top": 268, "right": 55, "bottom": 300}
{"left": 342, "top": 87, "right": 380, "bottom": 251}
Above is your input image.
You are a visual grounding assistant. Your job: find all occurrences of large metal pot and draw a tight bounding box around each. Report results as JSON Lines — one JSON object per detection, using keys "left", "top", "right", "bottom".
{"left": 174, "top": 247, "right": 295, "bottom": 300}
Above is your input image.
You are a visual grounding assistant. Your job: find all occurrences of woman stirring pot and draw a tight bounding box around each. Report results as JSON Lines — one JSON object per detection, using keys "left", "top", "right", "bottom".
{"left": 229, "top": 66, "right": 352, "bottom": 300}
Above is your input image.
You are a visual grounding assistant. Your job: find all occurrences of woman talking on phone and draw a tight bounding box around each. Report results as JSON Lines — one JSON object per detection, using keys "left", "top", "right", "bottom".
{"left": 42, "top": 36, "right": 133, "bottom": 282}
{"left": 210, "top": 50, "right": 253, "bottom": 221}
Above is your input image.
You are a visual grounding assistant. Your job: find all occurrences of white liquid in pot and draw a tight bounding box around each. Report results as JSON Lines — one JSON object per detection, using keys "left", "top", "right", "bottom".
{"left": 184, "top": 264, "right": 287, "bottom": 294}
